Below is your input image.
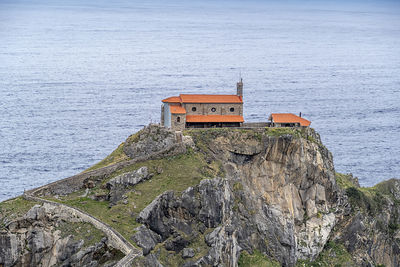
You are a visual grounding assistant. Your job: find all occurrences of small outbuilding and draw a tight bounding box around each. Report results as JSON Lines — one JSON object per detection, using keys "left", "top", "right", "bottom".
{"left": 269, "top": 113, "right": 311, "bottom": 127}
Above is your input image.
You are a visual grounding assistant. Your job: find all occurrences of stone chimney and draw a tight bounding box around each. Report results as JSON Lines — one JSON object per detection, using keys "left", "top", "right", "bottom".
{"left": 236, "top": 78, "right": 243, "bottom": 97}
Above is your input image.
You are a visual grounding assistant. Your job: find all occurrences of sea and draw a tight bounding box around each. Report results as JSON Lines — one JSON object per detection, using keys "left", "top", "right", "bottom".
{"left": 1, "top": 0, "right": 400, "bottom": 201}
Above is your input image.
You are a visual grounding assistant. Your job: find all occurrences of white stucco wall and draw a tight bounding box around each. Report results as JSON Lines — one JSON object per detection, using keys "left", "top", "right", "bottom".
{"left": 164, "top": 103, "right": 171, "bottom": 128}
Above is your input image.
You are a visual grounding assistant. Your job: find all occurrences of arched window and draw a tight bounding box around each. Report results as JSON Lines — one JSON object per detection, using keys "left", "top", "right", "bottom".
{"left": 230, "top": 107, "right": 235, "bottom": 112}
{"left": 211, "top": 107, "right": 216, "bottom": 112}
{"left": 177, "top": 117, "right": 180, "bottom": 122}
{"left": 192, "top": 107, "right": 197, "bottom": 112}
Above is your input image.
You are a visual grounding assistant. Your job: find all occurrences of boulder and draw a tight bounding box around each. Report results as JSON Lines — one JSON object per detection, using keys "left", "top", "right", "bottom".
{"left": 182, "top": 248, "right": 195, "bottom": 259}
{"left": 131, "top": 226, "right": 162, "bottom": 255}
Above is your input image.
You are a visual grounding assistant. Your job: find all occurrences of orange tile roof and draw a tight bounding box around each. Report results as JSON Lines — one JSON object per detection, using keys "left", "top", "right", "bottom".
{"left": 170, "top": 105, "right": 186, "bottom": 114}
{"left": 162, "top": 94, "right": 243, "bottom": 104}
{"left": 180, "top": 94, "right": 242, "bottom": 103}
{"left": 186, "top": 115, "right": 244, "bottom": 123}
{"left": 162, "top": 96, "right": 181, "bottom": 103}
{"left": 270, "top": 113, "right": 311, "bottom": 127}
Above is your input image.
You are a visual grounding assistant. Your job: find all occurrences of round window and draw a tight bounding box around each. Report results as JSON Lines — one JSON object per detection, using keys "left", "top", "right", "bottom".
{"left": 211, "top": 107, "right": 216, "bottom": 112}
{"left": 192, "top": 107, "right": 197, "bottom": 112}
{"left": 230, "top": 107, "right": 235, "bottom": 112}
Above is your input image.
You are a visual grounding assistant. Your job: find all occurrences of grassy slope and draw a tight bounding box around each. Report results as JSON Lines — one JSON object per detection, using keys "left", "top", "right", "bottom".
{"left": 59, "top": 127, "right": 325, "bottom": 265}
{"left": 0, "top": 197, "right": 37, "bottom": 229}
{"left": 296, "top": 241, "right": 356, "bottom": 267}
{"left": 5, "top": 127, "right": 393, "bottom": 266}
{"left": 83, "top": 142, "right": 129, "bottom": 173}
{"left": 47, "top": 149, "right": 223, "bottom": 242}
{"left": 56, "top": 221, "right": 106, "bottom": 248}
{"left": 238, "top": 250, "right": 281, "bottom": 267}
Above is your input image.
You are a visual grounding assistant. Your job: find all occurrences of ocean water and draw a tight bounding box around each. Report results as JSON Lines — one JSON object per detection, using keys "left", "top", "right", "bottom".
{"left": 1, "top": 0, "right": 400, "bottom": 201}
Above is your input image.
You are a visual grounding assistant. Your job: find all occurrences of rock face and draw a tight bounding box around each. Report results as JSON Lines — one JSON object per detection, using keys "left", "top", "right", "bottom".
{"left": 0, "top": 204, "right": 122, "bottom": 267}
{"left": 330, "top": 179, "right": 400, "bottom": 266}
{"left": 4, "top": 126, "right": 399, "bottom": 267}
{"left": 123, "top": 124, "right": 188, "bottom": 160}
{"left": 131, "top": 128, "right": 342, "bottom": 266}
{"left": 107, "top": 167, "right": 150, "bottom": 188}
{"left": 106, "top": 167, "right": 151, "bottom": 205}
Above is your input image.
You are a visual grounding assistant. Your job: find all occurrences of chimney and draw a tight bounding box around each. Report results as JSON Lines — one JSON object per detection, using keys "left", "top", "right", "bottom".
{"left": 236, "top": 78, "right": 243, "bottom": 97}
{"left": 299, "top": 112, "right": 302, "bottom": 118}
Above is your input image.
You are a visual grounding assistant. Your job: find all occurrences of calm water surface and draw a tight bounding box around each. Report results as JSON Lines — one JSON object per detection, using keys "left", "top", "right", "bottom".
{"left": 1, "top": 0, "right": 400, "bottom": 201}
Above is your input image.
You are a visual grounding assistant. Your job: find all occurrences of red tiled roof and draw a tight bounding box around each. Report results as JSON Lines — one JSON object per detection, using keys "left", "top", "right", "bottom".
{"left": 270, "top": 113, "right": 311, "bottom": 126}
{"left": 170, "top": 105, "right": 186, "bottom": 114}
{"left": 162, "top": 96, "right": 180, "bottom": 103}
{"left": 180, "top": 94, "right": 242, "bottom": 103}
{"left": 162, "top": 94, "right": 243, "bottom": 104}
{"left": 186, "top": 115, "right": 244, "bottom": 123}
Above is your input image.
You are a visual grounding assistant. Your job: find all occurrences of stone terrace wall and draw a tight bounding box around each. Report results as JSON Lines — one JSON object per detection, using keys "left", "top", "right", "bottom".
{"left": 242, "top": 122, "right": 271, "bottom": 128}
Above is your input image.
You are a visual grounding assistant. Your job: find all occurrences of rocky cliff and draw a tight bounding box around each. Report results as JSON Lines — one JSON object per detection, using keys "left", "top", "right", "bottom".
{"left": 0, "top": 200, "right": 123, "bottom": 267}
{"left": 1, "top": 125, "right": 399, "bottom": 267}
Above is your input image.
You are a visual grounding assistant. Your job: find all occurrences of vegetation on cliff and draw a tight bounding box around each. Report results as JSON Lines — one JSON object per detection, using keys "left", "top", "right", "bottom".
{"left": 46, "top": 150, "right": 222, "bottom": 241}
{"left": 1, "top": 125, "right": 399, "bottom": 267}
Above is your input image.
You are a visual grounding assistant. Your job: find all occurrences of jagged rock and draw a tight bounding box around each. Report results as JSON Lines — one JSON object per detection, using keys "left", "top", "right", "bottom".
{"left": 5, "top": 127, "right": 400, "bottom": 266}
{"left": 146, "top": 254, "right": 164, "bottom": 267}
{"left": 182, "top": 248, "right": 195, "bottom": 258}
{"left": 0, "top": 234, "right": 20, "bottom": 266}
{"left": 107, "top": 167, "right": 150, "bottom": 188}
{"left": 133, "top": 128, "right": 342, "bottom": 267}
{"left": 106, "top": 166, "right": 150, "bottom": 205}
{"left": 123, "top": 124, "right": 186, "bottom": 160}
{"left": 24, "top": 204, "right": 47, "bottom": 221}
{"left": 0, "top": 205, "right": 123, "bottom": 267}
{"left": 165, "top": 235, "right": 189, "bottom": 252}
{"left": 131, "top": 226, "right": 162, "bottom": 255}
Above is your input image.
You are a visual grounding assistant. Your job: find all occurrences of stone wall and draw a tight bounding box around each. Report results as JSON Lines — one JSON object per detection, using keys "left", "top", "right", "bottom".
{"left": 171, "top": 113, "right": 186, "bottom": 131}
{"left": 242, "top": 122, "right": 271, "bottom": 128}
{"left": 183, "top": 103, "right": 243, "bottom": 116}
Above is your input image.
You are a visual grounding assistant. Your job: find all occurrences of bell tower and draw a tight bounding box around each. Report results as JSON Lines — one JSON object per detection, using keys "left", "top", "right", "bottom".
{"left": 236, "top": 78, "right": 243, "bottom": 97}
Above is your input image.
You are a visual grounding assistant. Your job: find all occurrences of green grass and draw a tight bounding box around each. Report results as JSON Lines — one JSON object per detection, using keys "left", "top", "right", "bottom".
{"left": 345, "top": 183, "right": 389, "bottom": 217}
{"left": 264, "top": 127, "right": 303, "bottom": 137}
{"left": 56, "top": 221, "right": 105, "bottom": 248}
{"left": 49, "top": 196, "right": 139, "bottom": 242}
{"left": 184, "top": 128, "right": 264, "bottom": 155}
{"left": 52, "top": 150, "right": 222, "bottom": 243}
{"left": 238, "top": 250, "right": 280, "bottom": 267}
{"left": 125, "top": 131, "right": 141, "bottom": 145}
{"left": 120, "top": 151, "right": 222, "bottom": 212}
{"left": 0, "top": 197, "right": 37, "bottom": 228}
{"left": 296, "top": 241, "right": 356, "bottom": 267}
{"left": 334, "top": 173, "right": 393, "bottom": 217}
{"left": 338, "top": 176, "right": 400, "bottom": 236}
{"left": 335, "top": 173, "right": 358, "bottom": 190}
{"left": 84, "top": 142, "right": 130, "bottom": 173}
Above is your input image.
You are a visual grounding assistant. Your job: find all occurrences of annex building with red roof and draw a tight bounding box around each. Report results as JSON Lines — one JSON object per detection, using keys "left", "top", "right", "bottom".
{"left": 269, "top": 113, "right": 311, "bottom": 127}
{"left": 161, "top": 79, "right": 245, "bottom": 131}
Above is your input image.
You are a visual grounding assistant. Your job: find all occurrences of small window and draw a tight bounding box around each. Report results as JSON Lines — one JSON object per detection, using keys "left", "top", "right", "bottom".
{"left": 211, "top": 107, "right": 216, "bottom": 112}
{"left": 177, "top": 117, "right": 180, "bottom": 122}
{"left": 192, "top": 107, "right": 197, "bottom": 112}
{"left": 230, "top": 107, "right": 235, "bottom": 112}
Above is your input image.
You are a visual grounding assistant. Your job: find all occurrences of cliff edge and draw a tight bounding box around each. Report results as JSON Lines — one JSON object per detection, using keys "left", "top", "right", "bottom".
{"left": 1, "top": 125, "right": 399, "bottom": 267}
